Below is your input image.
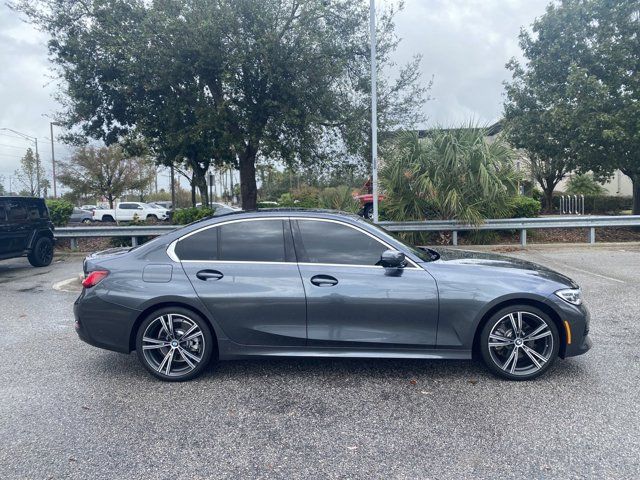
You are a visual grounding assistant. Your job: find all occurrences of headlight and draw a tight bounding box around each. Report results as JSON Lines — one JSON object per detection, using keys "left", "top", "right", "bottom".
{"left": 555, "top": 288, "right": 582, "bottom": 306}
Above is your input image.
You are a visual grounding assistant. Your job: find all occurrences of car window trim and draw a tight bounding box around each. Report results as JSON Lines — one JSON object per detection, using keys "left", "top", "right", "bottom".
{"left": 168, "top": 216, "right": 418, "bottom": 268}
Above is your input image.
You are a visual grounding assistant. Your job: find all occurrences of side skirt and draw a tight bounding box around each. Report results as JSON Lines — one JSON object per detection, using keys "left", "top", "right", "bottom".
{"left": 218, "top": 339, "right": 471, "bottom": 361}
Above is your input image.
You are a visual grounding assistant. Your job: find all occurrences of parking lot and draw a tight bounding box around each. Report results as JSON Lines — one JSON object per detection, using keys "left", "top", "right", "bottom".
{"left": 1, "top": 245, "right": 639, "bottom": 479}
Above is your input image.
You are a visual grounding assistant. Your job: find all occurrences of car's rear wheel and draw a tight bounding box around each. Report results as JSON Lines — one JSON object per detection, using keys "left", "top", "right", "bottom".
{"left": 82, "top": 218, "right": 92, "bottom": 224}
{"left": 480, "top": 305, "right": 559, "bottom": 380}
{"left": 27, "top": 236, "right": 54, "bottom": 267}
{"left": 135, "top": 308, "right": 214, "bottom": 381}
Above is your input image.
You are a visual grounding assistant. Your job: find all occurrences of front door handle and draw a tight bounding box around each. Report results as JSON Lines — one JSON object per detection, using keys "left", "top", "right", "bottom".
{"left": 310, "top": 274, "right": 338, "bottom": 287}
{"left": 196, "top": 269, "right": 224, "bottom": 281}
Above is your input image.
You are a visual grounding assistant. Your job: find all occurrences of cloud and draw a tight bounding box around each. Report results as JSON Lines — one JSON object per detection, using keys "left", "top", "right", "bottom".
{"left": 0, "top": 5, "right": 73, "bottom": 186}
{"left": 392, "top": 0, "right": 549, "bottom": 126}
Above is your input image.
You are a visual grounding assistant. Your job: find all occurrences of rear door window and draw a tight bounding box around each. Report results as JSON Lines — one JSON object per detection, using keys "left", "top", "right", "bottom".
{"left": 175, "top": 219, "right": 288, "bottom": 263}
{"left": 175, "top": 227, "right": 218, "bottom": 261}
{"left": 218, "top": 220, "right": 286, "bottom": 262}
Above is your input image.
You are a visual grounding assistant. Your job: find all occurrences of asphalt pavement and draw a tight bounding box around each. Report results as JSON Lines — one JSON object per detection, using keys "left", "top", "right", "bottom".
{"left": 0, "top": 246, "right": 639, "bottom": 479}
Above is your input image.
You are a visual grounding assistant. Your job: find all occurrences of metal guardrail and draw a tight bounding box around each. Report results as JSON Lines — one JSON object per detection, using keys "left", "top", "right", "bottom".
{"left": 55, "top": 215, "right": 640, "bottom": 248}
{"left": 55, "top": 225, "right": 177, "bottom": 248}
{"left": 380, "top": 215, "right": 640, "bottom": 246}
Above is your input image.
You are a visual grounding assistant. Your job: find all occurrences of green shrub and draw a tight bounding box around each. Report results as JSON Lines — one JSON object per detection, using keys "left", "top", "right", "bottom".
{"left": 278, "top": 186, "right": 320, "bottom": 208}
{"left": 46, "top": 199, "right": 74, "bottom": 226}
{"left": 256, "top": 201, "right": 279, "bottom": 209}
{"left": 318, "top": 186, "right": 360, "bottom": 213}
{"left": 172, "top": 207, "right": 214, "bottom": 224}
{"left": 508, "top": 196, "right": 541, "bottom": 218}
{"left": 582, "top": 195, "right": 632, "bottom": 214}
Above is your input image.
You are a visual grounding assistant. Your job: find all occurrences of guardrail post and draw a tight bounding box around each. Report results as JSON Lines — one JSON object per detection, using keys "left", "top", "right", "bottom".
{"left": 70, "top": 238, "right": 78, "bottom": 250}
{"left": 131, "top": 236, "right": 138, "bottom": 247}
{"left": 452, "top": 231, "right": 458, "bottom": 246}
{"left": 589, "top": 227, "right": 596, "bottom": 244}
{"left": 520, "top": 229, "right": 527, "bottom": 247}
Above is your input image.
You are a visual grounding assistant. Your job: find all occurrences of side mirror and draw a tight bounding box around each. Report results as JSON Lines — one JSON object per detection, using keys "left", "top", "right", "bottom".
{"left": 379, "top": 249, "right": 405, "bottom": 268}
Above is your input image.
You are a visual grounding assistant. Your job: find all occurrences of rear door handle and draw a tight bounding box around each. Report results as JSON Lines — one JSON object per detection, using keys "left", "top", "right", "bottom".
{"left": 310, "top": 274, "right": 338, "bottom": 287}
{"left": 196, "top": 269, "right": 224, "bottom": 281}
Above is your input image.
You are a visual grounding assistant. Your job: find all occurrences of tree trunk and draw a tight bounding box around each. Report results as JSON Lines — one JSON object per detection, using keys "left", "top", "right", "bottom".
{"left": 194, "top": 174, "right": 209, "bottom": 208}
{"left": 239, "top": 143, "right": 258, "bottom": 210}
{"left": 190, "top": 182, "right": 196, "bottom": 207}
{"left": 542, "top": 186, "right": 555, "bottom": 214}
{"left": 632, "top": 174, "right": 640, "bottom": 216}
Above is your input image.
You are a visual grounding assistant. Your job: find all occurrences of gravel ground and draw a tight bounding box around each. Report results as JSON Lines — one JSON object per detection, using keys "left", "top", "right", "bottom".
{"left": 0, "top": 246, "right": 639, "bottom": 479}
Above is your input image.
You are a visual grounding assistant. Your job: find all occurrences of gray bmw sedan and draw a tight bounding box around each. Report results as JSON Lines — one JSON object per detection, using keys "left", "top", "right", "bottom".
{"left": 74, "top": 210, "right": 591, "bottom": 381}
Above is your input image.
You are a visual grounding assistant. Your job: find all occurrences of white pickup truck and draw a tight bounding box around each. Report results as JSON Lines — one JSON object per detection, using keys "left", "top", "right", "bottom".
{"left": 92, "top": 202, "right": 170, "bottom": 223}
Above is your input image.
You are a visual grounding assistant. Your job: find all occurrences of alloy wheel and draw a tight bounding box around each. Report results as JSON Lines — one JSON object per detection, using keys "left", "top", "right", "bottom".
{"left": 141, "top": 313, "right": 206, "bottom": 377}
{"left": 39, "top": 239, "right": 53, "bottom": 263}
{"left": 487, "top": 311, "right": 554, "bottom": 377}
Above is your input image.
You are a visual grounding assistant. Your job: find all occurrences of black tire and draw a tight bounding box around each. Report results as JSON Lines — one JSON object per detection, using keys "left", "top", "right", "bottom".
{"left": 82, "top": 218, "right": 92, "bottom": 224}
{"left": 135, "top": 307, "right": 214, "bottom": 382}
{"left": 27, "top": 236, "right": 54, "bottom": 267}
{"left": 362, "top": 203, "right": 373, "bottom": 220}
{"left": 146, "top": 214, "right": 158, "bottom": 223}
{"left": 102, "top": 215, "right": 115, "bottom": 222}
{"left": 479, "top": 304, "right": 559, "bottom": 381}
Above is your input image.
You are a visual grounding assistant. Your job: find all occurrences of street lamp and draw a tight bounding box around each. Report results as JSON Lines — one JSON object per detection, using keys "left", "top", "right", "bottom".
{"left": 370, "top": 0, "right": 379, "bottom": 223}
{"left": 49, "top": 122, "right": 62, "bottom": 198}
{"left": 0, "top": 127, "right": 41, "bottom": 197}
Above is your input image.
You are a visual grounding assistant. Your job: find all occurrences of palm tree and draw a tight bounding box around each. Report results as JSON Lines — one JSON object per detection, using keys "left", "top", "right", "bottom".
{"left": 381, "top": 125, "right": 519, "bottom": 224}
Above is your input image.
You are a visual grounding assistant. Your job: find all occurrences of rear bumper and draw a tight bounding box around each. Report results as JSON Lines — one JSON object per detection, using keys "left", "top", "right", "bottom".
{"left": 74, "top": 290, "right": 140, "bottom": 354}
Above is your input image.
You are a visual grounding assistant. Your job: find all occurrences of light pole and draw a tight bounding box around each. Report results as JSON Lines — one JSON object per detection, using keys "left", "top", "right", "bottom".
{"left": 370, "top": 0, "right": 379, "bottom": 223}
{"left": 49, "top": 122, "right": 62, "bottom": 198}
{"left": 0, "top": 127, "right": 41, "bottom": 197}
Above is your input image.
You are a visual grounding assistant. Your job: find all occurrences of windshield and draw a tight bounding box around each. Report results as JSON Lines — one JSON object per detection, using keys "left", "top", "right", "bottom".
{"left": 360, "top": 219, "right": 440, "bottom": 262}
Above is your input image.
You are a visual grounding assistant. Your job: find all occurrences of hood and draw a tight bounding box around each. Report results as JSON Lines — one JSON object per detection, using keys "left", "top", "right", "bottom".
{"left": 429, "top": 247, "right": 578, "bottom": 288}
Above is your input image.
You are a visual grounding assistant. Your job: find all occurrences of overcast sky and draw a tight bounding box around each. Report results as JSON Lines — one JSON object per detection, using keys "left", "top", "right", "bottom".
{"left": 0, "top": 0, "right": 550, "bottom": 193}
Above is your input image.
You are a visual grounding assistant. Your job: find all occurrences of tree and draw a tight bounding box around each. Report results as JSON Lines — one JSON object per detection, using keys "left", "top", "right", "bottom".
{"left": 57, "top": 146, "right": 155, "bottom": 208}
{"left": 381, "top": 127, "right": 518, "bottom": 224}
{"left": 0, "top": 175, "right": 5, "bottom": 195}
{"left": 502, "top": 0, "right": 588, "bottom": 212}
{"left": 14, "top": 148, "right": 46, "bottom": 197}
{"left": 564, "top": 0, "right": 640, "bottom": 214}
{"left": 565, "top": 173, "right": 606, "bottom": 195}
{"left": 14, "top": 0, "right": 428, "bottom": 210}
{"left": 504, "top": 0, "right": 640, "bottom": 214}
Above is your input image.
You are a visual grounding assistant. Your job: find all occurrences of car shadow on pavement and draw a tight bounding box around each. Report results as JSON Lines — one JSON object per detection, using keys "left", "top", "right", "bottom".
{"left": 86, "top": 349, "right": 590, "bottom": 385}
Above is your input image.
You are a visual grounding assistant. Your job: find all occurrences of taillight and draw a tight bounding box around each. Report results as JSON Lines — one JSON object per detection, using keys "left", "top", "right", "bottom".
{"left": 82, "top": 270, "right": 109, "bottom": 288}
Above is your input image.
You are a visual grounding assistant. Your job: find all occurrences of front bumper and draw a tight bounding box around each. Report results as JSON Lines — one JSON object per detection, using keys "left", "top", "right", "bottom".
{"left": 545, "top": 294, "right": 592, "bottom": 358}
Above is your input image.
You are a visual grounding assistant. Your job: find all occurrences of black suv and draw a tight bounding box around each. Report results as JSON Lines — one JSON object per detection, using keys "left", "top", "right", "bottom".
{"left": 0, "top": 197, "right": 55, "bottom": 267}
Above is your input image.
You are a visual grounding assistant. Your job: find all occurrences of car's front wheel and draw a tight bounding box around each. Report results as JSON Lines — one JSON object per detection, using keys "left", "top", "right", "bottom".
{"left": 480, "top": 305, "right": 559, "bottom": 380}
{"left": 135, "top": 308, "right": 214, "bottom": 381}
